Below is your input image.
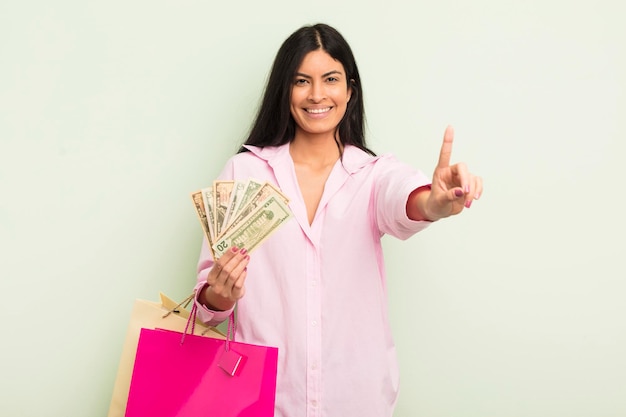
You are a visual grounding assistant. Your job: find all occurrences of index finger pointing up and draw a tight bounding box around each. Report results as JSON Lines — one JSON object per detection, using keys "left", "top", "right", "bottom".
{"left": 437, "top": 125, "right": 455, "bottom": 168}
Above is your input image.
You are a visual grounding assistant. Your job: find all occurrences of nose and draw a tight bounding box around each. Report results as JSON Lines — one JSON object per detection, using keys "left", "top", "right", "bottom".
{"left": 308, "top": 82, "right": 324, "bottom": 102}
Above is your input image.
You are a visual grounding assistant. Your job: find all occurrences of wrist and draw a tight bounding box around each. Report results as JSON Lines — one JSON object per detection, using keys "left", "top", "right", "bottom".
{"left": 199, "top": 283, "right": 235, "bottom": 312}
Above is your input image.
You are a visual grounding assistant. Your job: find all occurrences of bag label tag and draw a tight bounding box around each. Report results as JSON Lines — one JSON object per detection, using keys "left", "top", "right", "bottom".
{"left": 218, "top": 349, "right": 243, "bottom": 376}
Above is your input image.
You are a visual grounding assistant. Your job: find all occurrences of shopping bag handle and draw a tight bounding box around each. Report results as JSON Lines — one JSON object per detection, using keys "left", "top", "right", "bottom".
{"left": 225, "top": 307, "right": 237, "bottom": 352}
{"left": 178, "top": 291, "right": 237, "bottom": 350}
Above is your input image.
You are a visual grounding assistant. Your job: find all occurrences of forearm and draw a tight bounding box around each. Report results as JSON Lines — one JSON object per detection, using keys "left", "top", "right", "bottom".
{"left": 406, "top": 185, "right": 438, "bottom": 222}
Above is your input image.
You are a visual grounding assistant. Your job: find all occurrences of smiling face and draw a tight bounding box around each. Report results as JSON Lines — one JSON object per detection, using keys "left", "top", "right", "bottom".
{"left": 290, "top": 49, "right": 352, "bottom": 141}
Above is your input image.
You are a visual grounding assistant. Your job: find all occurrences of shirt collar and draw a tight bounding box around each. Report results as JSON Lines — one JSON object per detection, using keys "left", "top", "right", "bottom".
{"left": 242, "top": 143, "right": 380, "bottom": 174}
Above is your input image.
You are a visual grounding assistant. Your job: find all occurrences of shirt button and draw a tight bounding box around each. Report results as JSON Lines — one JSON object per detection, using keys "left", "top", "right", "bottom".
{"left": 311, "top": 320, "right": 317, "bottom": 326}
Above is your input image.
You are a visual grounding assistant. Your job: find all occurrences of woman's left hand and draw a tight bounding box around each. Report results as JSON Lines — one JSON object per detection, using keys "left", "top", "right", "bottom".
{"left": 422, "top": 126, "right": 483, "bottom": 221}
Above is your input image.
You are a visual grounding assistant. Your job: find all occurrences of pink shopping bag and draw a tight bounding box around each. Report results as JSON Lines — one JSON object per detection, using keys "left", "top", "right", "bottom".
{"left": 125, "top": 312, "right": 278, "bottom": 417}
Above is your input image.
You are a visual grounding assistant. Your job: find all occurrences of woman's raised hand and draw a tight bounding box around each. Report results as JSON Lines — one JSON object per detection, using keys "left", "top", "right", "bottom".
{"left": 424, "top": 126, "right": 483, "bottom": 220}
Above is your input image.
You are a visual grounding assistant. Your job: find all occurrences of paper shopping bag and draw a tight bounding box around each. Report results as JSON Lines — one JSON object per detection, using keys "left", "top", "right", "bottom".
{"left": 107, "top": 293, "right": 225, "bottom": 417}
{"left": 125, "top": 327, "right": 279, "bottom": 417}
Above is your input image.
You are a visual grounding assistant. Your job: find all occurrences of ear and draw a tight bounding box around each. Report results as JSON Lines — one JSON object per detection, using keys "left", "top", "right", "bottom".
{"left": 348, "top": 79, "right": 355, "bottom": 102}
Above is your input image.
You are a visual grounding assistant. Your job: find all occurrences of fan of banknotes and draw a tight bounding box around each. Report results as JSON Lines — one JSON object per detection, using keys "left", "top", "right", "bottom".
{"left": 191, "top": 179, "right": 293, "bottom": 259}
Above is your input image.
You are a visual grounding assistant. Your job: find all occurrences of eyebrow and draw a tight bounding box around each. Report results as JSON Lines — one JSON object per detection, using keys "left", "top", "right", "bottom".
{"left": 295, "top": 70, "right": 344, "bottom": 79}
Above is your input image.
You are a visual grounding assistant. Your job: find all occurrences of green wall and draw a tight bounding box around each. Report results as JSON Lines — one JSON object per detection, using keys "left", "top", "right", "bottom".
{"left": 1, "top": 0, "right": 624, "bottom": 415}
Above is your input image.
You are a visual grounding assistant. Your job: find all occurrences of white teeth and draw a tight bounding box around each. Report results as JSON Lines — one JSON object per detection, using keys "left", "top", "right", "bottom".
{"left": 307, "top": 107, "right": 330, "bottom": 114}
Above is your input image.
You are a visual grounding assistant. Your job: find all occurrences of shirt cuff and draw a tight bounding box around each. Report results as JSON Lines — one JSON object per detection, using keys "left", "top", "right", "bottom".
{"left": 193, "top": 282, "right": 234, "bottom": 326}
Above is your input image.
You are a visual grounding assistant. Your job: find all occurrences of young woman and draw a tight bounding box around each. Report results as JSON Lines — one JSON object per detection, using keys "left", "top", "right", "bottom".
{"left": 193, "top": 23, "right": 482, "bottom": 417}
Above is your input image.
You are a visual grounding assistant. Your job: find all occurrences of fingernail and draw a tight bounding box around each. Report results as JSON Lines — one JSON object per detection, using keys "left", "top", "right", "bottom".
{"left": 465, "top": 200, "right": 472, "bottom": 209}
{"left": 475, "top": 193, "right": 481, "bottom": 200}
{"left": 454, "top": 189, "right": 464, "bottom": 197}
{"left": 464, "top": 185, "right": 470, "bottom": 193}
{"left": 231, "top": 246, "right": 239, "bottom": 253}
{"left": 240, "top": 248, "right": 248, "bottom": 255}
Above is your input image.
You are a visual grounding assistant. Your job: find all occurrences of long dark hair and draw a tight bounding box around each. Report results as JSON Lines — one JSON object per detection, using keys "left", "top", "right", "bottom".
{"left": 238, "top": 23, "right": 375, "bottom": 156}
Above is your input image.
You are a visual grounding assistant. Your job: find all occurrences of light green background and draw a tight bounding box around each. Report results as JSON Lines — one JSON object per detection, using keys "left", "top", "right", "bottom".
{"left": 1, "top": 1, "right": 624, "bottom": 416}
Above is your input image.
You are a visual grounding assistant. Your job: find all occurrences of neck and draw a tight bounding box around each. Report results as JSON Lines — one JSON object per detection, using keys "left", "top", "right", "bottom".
{"left": 290, "top": 131, "right": 342, "bottom": 166}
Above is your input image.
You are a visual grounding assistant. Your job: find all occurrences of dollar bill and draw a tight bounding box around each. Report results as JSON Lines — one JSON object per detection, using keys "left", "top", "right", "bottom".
{"left": 232, "top": 178, "right": 264, "bottom": 221}
{"left": 214, "top": 180, "right": 234, "bottom": 237}
{"left": 222, "top": 180, "right": 246, "bottom": 230}
{"left": 218, "top": 182, "right": 289, "bottom": 239}
{"left": 190, "top": 190, "right": 215, "bottom": 257}
{"left": 191, "top": 178, "right": 291, "bottom": 259}
{"left": 212, "top": 194, "right": 292, "bottom": 257}
{"left": 201, "top": 186, "right": 216, "bottom": 241}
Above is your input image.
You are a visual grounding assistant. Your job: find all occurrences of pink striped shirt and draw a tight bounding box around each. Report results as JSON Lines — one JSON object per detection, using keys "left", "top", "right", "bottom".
{"left": 195, "top": 143, "right": 430, "bottom": 417}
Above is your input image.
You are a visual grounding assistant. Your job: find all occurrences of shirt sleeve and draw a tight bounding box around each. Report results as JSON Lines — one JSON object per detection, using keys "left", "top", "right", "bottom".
{"left": 374, "top": 154, "right": 432, "bottom": 240}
